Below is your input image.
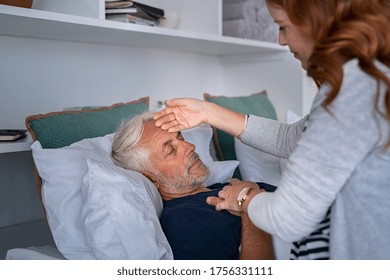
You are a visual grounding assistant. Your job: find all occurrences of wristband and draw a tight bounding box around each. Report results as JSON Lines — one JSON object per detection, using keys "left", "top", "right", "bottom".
{"left": 237, "top": 187, "right": 254, "bottom": 207}
{"left": 236, "top": 114, "right": 249, "bottom": 139}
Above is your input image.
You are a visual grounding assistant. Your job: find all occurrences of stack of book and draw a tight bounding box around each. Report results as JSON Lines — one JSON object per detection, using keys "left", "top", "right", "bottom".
{"left": 0, "top": 129, "right": 27, "bottom": 142}
{"left": 105, "top": 0, "right": 165, "bottom": 27}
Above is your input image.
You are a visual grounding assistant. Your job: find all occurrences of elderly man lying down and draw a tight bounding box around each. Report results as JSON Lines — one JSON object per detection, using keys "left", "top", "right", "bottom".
{"left": 111, "top": 111, "right": 275, "bottom": 260}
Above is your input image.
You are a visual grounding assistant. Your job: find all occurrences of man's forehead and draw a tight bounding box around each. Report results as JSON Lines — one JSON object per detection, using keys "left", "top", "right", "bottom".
{"left": 140, "top": 121, "right": 174, "bottom": 144}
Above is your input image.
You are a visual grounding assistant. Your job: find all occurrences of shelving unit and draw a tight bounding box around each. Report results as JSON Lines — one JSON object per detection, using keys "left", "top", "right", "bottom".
{"left": 0, "top": 4, "right": 286, "bottom": 56}
{"left": 0, "top": 135, "right": 32, "bottom": 154}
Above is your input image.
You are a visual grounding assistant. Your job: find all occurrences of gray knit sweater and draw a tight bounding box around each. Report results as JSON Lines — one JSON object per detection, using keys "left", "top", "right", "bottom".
{"left": 241, "top": 59, "right": 390, "bottom": 259}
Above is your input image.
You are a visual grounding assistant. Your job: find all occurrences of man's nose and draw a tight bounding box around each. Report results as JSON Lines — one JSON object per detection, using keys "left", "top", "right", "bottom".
{"left": 183, "top": 141, "right": 195, "bottom": 155}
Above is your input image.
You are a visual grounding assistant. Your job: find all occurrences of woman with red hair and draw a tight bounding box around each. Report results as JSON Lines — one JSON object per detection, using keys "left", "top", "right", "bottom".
{"left": 154, "top": 0, "right": 390, "bottom": 259}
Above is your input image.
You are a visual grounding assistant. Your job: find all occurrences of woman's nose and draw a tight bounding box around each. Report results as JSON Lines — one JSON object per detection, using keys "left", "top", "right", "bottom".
{"left": 279, "top": 32, "right": 287, "bottom": 46}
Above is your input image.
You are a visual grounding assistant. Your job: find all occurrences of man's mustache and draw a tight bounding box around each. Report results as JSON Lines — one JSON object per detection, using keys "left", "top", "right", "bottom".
{"left": 186, "top": 152, "right": 201, "bottom": 169}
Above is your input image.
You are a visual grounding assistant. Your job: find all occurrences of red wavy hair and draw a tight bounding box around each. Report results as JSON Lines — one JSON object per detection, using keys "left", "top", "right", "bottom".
{"left": 267, "top": 0, "right": 390, "bottom": 145}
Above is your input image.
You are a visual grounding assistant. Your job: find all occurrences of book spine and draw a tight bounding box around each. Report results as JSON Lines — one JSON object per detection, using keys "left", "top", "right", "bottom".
{"left": 127, "top": 15, "right": 156, "bottom": 26}
{"left": 105, "top": 8, "right": 137, "bottom": 14}
{"left": 132, "top": 1, "right": 164, "bottom": 17}
{"left": 106, "top": 14, "right": 156, "bottom": 26}
{"left": 129, "top": 9, "right": 159, "bottom": 21}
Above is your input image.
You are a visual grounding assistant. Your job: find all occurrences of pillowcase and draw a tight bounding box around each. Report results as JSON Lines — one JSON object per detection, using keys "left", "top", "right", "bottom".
{"left": 31, "top": 132, "right": 173, "bottom": 260}
{"left": 81, "top": 159, "right": 173, "bottom": 260}
{"left": 26, "top": 98, "right": 149, "bottom": 149}
{"left": 31, "top": 134, "right": 114, "bottom": 259}
{"left": 234, "top": 139, "right": 281, "bottom": 186}
{"left": 181, "top": 125, "right": 239, "bottom": 185}
{"left": 286, "top": 110, "right": 301, "bottom": 122}
{"left": 204, "top": 91, "right": 277, "bottom": 178}
{"left": 204, "top": 91, "right": 277, "bottom": 161}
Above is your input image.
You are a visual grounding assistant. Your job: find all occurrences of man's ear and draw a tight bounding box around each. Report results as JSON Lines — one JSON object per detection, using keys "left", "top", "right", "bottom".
{"left": 143, "top": 171, "right": 160, "bottom": 188}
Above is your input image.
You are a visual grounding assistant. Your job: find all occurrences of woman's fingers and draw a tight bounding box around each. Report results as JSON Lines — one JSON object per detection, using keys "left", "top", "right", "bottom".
{"left": 160, "top": 119, "right": 179, "bottom": 130}
{"left": 154, "top": 110, "right": 176, "bottom": 127}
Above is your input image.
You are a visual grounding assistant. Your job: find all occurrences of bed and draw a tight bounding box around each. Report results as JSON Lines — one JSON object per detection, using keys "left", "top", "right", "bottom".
{"left": 6, "top": 93, "right": 294, "bottom": 260}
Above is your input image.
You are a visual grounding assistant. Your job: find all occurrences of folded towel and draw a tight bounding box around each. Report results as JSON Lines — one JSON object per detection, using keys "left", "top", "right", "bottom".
{"left": 223, "top": 19, "right": 262, "bottom": 40}
{"left": 224, "top": 0, "right": 247, "bottom": 4}
{"left": 223, "top": 18, "right": 278, "bottom": 42}
{"left": 248, "top": 0, "right": 266, "bottom": 10}
{"left": 260, "top": 24, "right": 279, "bottom": 42}
{"left": 223, "top": 1, "right": 257, "bottom": 21}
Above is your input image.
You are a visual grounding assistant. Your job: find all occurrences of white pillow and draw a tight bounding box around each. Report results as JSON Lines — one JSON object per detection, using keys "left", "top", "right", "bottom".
{"left": 81, "top": 159, "right": 173, "bottom": 260}
{"left": 234, "top": 139, "right": 281, "bottom": 186}
{"left": 31, "top": 134, "right": 114, "bottom": 259}
{"left": 181, "top": 125, "right": 239, "bottom": 185}
{"left": 286, "top": 110, "right": 302, "bottom": 124}
{"left": 31, "top": 133, "right": 173, "bottom": 260}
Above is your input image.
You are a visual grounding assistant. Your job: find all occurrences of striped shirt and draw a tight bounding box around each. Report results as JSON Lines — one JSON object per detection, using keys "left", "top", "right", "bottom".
{"left": 290, "top": 209, "right": 331, "bottom": 260}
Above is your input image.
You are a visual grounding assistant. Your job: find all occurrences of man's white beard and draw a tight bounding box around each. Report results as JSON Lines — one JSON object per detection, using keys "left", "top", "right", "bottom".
{"left": 172, "top": 165, "right": 210, "bottom": 191}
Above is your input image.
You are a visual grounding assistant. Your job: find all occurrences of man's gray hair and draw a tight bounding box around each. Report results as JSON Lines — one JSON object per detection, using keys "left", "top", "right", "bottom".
{"left": 111, "top": 111, "right": 155, "bottom": 172}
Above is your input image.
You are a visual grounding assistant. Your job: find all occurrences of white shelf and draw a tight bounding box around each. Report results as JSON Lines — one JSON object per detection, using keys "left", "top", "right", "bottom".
{"left": 0, "top": 135, "right": 32, "bottom": 154}
{"left": 0, "top": 4, "right": 286, "bottom": 56}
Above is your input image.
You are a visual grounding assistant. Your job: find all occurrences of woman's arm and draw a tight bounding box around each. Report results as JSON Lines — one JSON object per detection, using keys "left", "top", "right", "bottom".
{"left": 154, "top": 98, "right": 247, "bottom": 137}
{"left": 241, "top": 115, "right": 308, "bottom": 158}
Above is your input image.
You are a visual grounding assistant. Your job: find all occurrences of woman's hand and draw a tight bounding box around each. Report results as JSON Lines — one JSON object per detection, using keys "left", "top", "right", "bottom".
{"left": 154, "top": 98, "right": 209, "bottom": 132}
{"left": 207, "top": 179, "right": 263, "bottom": 213}
{"left": 154, "top": 97, "right": 247, "bottom": 137}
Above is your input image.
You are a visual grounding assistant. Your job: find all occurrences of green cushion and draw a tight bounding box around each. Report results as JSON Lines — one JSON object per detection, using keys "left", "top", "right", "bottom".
{"left": 26, "top": 97, "right": 149, "bottom": 149}
{"left": 204, "top": 91, "right": 277, "bottom": 178}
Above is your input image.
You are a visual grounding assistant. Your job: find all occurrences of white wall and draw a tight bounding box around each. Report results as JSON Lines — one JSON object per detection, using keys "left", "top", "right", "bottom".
{"left": 222, "top": 53, "right": 305, "bottom": 120}
{"left": 0, "top": 35, "right": 310, "bottom": 128}
{"left": 0, "top": 35, "right": 224, "bottom": 129}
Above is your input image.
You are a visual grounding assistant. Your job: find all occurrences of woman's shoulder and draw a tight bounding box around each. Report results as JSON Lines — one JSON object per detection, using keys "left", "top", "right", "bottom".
{"left": 342, "top": 58, "right": 390, "bottom": 80}
{"left": 310, "top": 59, "right": 386, "bottom": 115}
{"left": 342, "top": 59, "right": 366, "bottom": 80}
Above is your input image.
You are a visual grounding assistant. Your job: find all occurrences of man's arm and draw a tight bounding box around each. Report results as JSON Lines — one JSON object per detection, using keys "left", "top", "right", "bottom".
{"left": 240, "top": 212, "right": 275, "bottom": 260}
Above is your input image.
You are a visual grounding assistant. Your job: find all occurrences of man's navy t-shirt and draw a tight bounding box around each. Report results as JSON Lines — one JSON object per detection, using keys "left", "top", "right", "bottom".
{"left": 160, "top": 183, "right": 241, "bottom": 260}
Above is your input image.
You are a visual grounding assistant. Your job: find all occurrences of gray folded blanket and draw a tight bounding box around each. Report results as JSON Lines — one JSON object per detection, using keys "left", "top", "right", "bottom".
{"left": 223, "top": 1, "right": 257, "bottom": 21}
{"left": 223, "top": 19, "right": 261, "bottom": 40}
{"left": 222, "top": 0, "right": 278, "bottom": 42}
{"left": 223, "top": 19, "right": 278, "bottom": 42}
{"left": 257, "top": 5, "right": 274, "bottom": 29}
